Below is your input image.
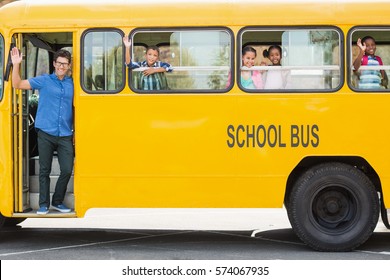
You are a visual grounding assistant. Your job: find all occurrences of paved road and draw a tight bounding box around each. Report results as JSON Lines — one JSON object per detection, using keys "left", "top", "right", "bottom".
{"left": 1, "top": 208, "right": 389, "bottom": 260}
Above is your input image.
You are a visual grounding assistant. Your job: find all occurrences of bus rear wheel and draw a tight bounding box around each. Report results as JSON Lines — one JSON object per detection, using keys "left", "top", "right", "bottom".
{"left": 287, "top": 162, "right": 379, "bottom": 251}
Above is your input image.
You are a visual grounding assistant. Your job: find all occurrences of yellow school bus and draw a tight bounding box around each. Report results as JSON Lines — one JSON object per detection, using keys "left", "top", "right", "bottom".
{"left": 1, "top": 0, "right": 390, "bottom": 251}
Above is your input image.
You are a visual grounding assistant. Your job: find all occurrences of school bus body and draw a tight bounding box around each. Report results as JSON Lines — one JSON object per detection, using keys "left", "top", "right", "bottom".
{"left": 0, "top": 0, "right": 390, "bottom": 251}
{"left": 74, "top": 92, "right": 390, "bottom": 204}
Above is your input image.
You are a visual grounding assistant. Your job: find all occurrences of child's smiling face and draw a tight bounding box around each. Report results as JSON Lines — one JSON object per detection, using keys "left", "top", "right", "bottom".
{"left": 268, "top": 48, "right": 281, "bottom": 65}
{"left": 242, "top": 51, "right": 256, "bottom": 68}
{"left": 145, "top": 49, "right": 159, "bottom": 66}
{"left": 363, "top": 38, "right": 377, "bottom": 56}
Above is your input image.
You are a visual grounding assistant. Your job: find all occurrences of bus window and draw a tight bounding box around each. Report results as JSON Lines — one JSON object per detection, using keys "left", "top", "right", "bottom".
{"left": 0, "top": 34, "right": 3, "bottom": 100}
{"left": 131, "top": 29, "right": 232, "bottom": 92}
{"left": 26, "top": 41, "right": 48, "bottom": 78}
{"left": 24, "top": 40, "right": 50, "bottom": 98}
{"left": 82, "top": 29, "right": 124, "bottom": 93}
{"left": 349, "top": 29, "right": 390, "bottom": 91}
{"left": 240, "top": 28, "right": 342, "bottom": 92}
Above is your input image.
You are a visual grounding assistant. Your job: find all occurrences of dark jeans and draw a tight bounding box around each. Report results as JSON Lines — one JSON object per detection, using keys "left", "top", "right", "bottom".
{"left": 37, "top": 130, "right": 74, "bottom": 207}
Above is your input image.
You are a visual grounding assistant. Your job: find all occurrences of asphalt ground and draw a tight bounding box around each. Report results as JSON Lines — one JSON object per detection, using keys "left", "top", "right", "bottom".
{"left": 0, "top": 208, "right": 389, "bottom": 260}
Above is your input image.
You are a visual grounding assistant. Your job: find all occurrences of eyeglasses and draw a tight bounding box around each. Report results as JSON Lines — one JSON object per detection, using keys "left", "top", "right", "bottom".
{"left": 55, "top": 61, "right": 70, "bottom": 68}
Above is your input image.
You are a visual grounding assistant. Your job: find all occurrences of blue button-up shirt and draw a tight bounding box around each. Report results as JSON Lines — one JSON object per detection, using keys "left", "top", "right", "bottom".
{"left": 29, "top": 73, "right": 74, "bottom": 137}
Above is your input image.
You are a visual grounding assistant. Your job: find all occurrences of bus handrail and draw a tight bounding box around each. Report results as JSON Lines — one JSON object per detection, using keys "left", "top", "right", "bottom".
{"left": 355, "top": 65, "right": 390, "bottom": 70}
{"left": 132, "top": 65, "right": 340, "bottom": 71}
{"left": 132, "top": 66, "right": 230, "bottom": 71}
{"left": 241, "top": 65, "right": 340, "bottom": 70}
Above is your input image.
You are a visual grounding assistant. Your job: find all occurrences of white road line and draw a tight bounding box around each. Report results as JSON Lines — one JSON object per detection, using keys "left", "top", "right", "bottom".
{"left": 356, "top": 250, "right": 390, "bottom": 256}
{"left": 210, "top": 229, "right": 305, "bottom": 247}
{"left": 251, "top": 229, "right": 262, "bottom": 237}
{"left": 0, "top": 230, "right": 193, "bottom": 257}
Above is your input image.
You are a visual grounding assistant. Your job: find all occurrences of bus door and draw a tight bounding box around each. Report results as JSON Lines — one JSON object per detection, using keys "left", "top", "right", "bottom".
{"left": 9, "top": 32, "right": 74, "bottom": 214}
{"left": 9, "top": 34, "right": 31, "bottom": 213}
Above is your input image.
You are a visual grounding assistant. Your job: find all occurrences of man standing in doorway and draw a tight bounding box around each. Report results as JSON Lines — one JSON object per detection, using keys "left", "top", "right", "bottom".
{"left": 10, "top": 47, "right": 74, "bottom": 215}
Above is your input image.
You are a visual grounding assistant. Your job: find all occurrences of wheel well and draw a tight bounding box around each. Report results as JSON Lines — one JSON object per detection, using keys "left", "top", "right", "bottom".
{"left": 284, "top": 156, "right": 382, "bottom": 208}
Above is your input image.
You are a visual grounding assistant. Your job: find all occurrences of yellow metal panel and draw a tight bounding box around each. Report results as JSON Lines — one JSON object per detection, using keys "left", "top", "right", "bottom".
{"left": 73, "top": 92, "right": 390, "bottom": 213}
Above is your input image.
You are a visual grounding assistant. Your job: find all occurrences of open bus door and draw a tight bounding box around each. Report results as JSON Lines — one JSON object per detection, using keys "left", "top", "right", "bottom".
{"left": 6, "top": 32, "right": 75, "bottom": 219}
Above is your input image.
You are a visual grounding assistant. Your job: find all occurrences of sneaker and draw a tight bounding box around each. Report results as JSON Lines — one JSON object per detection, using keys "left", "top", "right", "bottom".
{"left": 37, "top": 206, "right": 49, "bottom": 215}
{"left": 52, "top": 204, "right": 71, "bottom": 213}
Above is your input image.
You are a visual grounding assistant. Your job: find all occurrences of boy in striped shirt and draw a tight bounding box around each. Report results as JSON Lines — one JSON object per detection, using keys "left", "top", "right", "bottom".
{"left": 123, "top": 35, "right": 172, "bottom": 90}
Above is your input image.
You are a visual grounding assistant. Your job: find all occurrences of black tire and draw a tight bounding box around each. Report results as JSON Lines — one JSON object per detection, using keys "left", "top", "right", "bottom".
{"left": 4, "top": 217, "right": 27, "bottom": 227}
{"left": 287, "top": 162, "right": 379, "bottom": 251}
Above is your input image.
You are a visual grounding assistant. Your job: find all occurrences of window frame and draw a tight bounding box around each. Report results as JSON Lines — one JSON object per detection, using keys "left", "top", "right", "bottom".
{"left": 81, "top": 28, "right": 125, "bottom": 94}
{"left": 129, "top": 27, "right": 234, "bottom": 94}
{"left": 237, "top": 25, "right": 344, "bottom": 94}
{"left": 348, "top": 26, "right": 390, "bottom": 93}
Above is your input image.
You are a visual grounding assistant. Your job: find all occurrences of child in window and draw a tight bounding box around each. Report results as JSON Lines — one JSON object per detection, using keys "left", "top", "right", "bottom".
{"left": 353, "top": 36, "right": 388, "bottom": 89}
{"left": 240, "top": 46, "right": 263, "bottom": 89}
{"left": 262, "top": 45, "right": 291, "bottom": 89}
{"left": 123, "top": 35, "right": 172, "bottom": 90}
